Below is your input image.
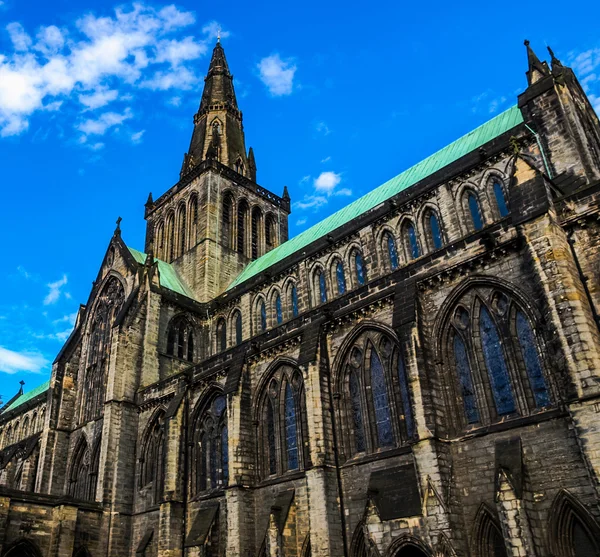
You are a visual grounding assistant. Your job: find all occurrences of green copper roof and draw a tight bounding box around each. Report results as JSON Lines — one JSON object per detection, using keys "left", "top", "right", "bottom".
{"left": 128, "top": 247, "right": 197, "bottom": 300}
{"left": 228, "top": 105, "right": 524, "bottom": 290}
{"left": 3, "top": 380, "right": 50, "bottom": 413}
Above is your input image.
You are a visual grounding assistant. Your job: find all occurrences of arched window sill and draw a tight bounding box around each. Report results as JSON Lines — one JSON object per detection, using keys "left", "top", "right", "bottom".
{"left": 341, "top": 444, "right": 413, "bottom": 468}
{"left": 258, "top": 469, "right": 306, "bottom": 488}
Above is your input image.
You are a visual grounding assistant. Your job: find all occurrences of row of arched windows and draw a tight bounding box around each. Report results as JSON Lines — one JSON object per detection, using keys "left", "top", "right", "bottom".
{"left": 0, "top": 407, "right": 46, "bottom": 450}
{"left": 154, "top": 193, "right": 200, "bottom": 262}
{"left": 312, "top": 250, "right": 367, "bottom": 306}
{"left": 223, "top": 192, "right": 278, "bottom": 260}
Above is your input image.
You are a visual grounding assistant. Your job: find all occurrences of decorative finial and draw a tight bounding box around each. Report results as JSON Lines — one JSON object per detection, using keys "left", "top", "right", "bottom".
{"left": 19, "top": 380, "right": 25, "bottom": 387}
{"left": 524, "top": 39, "right": 530, "bottom": 47}
{"left": 547, "top": 45, "right": 563, "bottom": 68}
{"left": 146, "top": 192, "right": 153, "bottom": 207}
{"left": 217, "top": 27, "right": 221, "bottom": 43}
{"left": 115, "top": 216, "right": 122, "bottom": 236}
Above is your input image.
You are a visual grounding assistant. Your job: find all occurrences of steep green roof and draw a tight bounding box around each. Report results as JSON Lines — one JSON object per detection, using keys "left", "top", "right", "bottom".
{"left": 128, "top": 247, "right": 197, "bottom": 300}
{"left": 3, "top": 380, "right": 50, "bottom": 413}
{"left": 228, "top": 105, "right": 524, "bottom": 290}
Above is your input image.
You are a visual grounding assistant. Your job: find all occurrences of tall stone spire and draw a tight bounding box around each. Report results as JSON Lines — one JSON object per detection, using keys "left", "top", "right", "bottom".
{"left": 181, "top": 41, "right": 253, "bottom": 179}
{"left": 524, "top": 40, "right": 550, "bottom": 86}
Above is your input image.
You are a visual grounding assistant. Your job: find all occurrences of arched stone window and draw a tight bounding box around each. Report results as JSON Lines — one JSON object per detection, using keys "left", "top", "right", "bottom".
{"left": 274, "top": 293, "right": 283, "bottom": 324}
{"left": 441, "top": 285, "right": 551, "bottom": 429}
{"left": 234, "top": 157, "right": 244, "bottom": 174}
{"left": 189, "top": 193, "right": 199, "bottom": 246}
{"left": 465, "top": 191, "right": 484, "bottom": 232}
{"left": 166, "top": 212, "right": 175, "bottom": 261}
{"left": 233, "top": 310, "right": 243, "bottom": 345}
{"left": 251, "top": 207, "right": 263, "bottom": 260}
{"left": 166, "top": 315, "right": 195, "bottom": 361}
{"left": 402, "top": 221, "right": 421, "bottom": 260}
{"left": 82, "top": 276, "right": 124, "bottom": 423}
{"left": 139, "top": 410, "right": 165, "bottom": 505}
{"left": 192, "top": 394, "right": 228, "bottom": 493}
{"left": 352, "top": 250, "right": 367, "bottom": 287}
{"left": 177, "top": 203, "right": 186, "bottom": 257}
{"left": 237, "top": 200, "right": 249, "bottom": 256}
{"left": 492, "top": 181, "right": 509, "bottom": 218}
{"left": 384, "top": 232, "right": 399, "bottom": 271}
{"left": 155, "top": 221, "right": 165, "bottom": 260}
{"left": 68, "top": 437, "right": 100, "bottom": 501}
{"left": 350, "top": 522, "right": 369, "bottom": 557}
{"left": 3, "top": 539, "right": 43, "bottom": 557}
{"left": 473, "top": 505, "right": 508, "bottom": 557}
{"left": 256, "top": 299, "right": 267, "bottom": 333}
{"left": 337, "top": 328, "right": 414, "bottom": 460}
{"left": 424, "top": 210, "right": 443, "bottom": 251}
{"left": 315, "top": 268, "right": 327, "bottom": 304}
{"left": 257, "top": 365, "right": 309, "bottom": 478}
{"left": 291, "top": 284, "right": 299, "bottom": 318}
{"left": 265, "top": 214, "right": 277, "bottom": 250}
{"left": 216, "top": 318, "right": 226, "bottom": 352}
{"left": 222, "top": 193, "right": 234, "bottom": 249}
{"left": 332, "top": 259, "right": 346, "bottom": 296}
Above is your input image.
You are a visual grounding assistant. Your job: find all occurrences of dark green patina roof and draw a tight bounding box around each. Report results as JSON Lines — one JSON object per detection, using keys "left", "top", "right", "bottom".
{"left": 228, "top": 105, "right": 524, "bottom": 290}
{"left": 3, "top": 380, "right": 50, "bottom": 413}
{"left": 128, "top": 247, "right": 197, "bottom": 300}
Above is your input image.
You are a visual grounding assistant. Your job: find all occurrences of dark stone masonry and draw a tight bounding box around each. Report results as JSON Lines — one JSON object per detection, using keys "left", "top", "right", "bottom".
{"left": 1, "top": 38, "right": 600, "bottom": 557}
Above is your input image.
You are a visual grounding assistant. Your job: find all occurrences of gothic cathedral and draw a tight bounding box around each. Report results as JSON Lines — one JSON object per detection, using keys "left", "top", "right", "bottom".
{"left": 2, "top": 39, "right": 600, "bottom": 557}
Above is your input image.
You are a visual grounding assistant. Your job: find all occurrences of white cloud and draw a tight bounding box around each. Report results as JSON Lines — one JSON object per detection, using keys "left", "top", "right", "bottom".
{"left": 314, "top": 171, "right": 342, "bottom": 194}
{"left": 44, "top": 274, "right": 68, "bottom": 305}
{"left": 257, "top": 54, "right": 296, "bottom": 96}
{"left": 321, "top": 156, "right": 331, "bottom": 163}
{"left": 293, "top": 195, "right": 328, "bottom": 211}
{"left": 131, "top": 129, "right": 145, "bottom": 143}
{"left": 77, "top": 108, "right": 132, "bottom": 136}
{"left": 168, "top": 95, "right": 181, "bottom": 107}
{"left": 296, "top": 218, "right": 307, "bottom": 226}
{"left": 315, "top": 121, "right": 331, "bottom": 135}
{"left": 0, "top": 4, "right": 224, "bottom": 137}
{"left": 0, "top": 346, "right": 47, "bottom": 374}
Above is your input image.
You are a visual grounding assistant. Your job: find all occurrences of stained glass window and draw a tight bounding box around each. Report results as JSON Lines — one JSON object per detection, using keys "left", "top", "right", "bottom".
{"left": 284, "top": 383, "right": 299, "bottom": 470}
{"left": 349, "top": 370, "right": 365, "bottom": 453}
{"left": 234, "top": 311, "right": 242, "bottom": 345}
{"left": 260, "top": 300, "right": 267, "bottom": 332}
{"left": 318, "top": 270, "right": 327, "bottom": 303}
{"left": 209, "top": 435, "right": 217, "bottom": 488}
{"left": 370, "top": 351, "right": 393, "bottom": 447}
{"left": 494, "top": 182, "right": 509, "bottom": 217}
{"left": 453, "top": 334, "right": 479, "bottom": 423}
{"left": 386, "top": 233, "right": 399, "bottom": 270}
{"left": 429, "top": 213, "right": 443, "bottom": 250}
{"left": 397, "top": 353, "right": 415, "bottom": 438}
{"left": 354, "top": 252, "right": 366, "bottom": 285}
{"left": 267, "top": 399, "right": 276, "bottom": 475}
{"left": 217, "top": 319, "right": 226, "bottom": 352}
{"left": 516, "top": 311, "right": 550, "bottom": 407}
{"left": 480, "top": 306, "right": 516, "bottom": 415}
{"left": 468, "top": 193, "right": 483, "bottom": 231}
{"left": 221, "top": 425, "right": 229, "bottom": 485}
{"left": 187, "top": 331, "right": 194, "bottom": 362}
{"left": 275, "top": 294, "right": 283, "bottom": 324}
{"left": 406, "top": 224, "right": 420, "bottom": 259}
{"left": 336, "top": 261, "right": 346, "bottom": 295}
{"left": 291, "top": 285, "right": 299, "bottom": 317}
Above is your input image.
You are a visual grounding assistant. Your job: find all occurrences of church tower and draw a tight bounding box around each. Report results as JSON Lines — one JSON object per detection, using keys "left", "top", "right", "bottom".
{"left": 144, "top": 40, "right": 290, "bottom": 302}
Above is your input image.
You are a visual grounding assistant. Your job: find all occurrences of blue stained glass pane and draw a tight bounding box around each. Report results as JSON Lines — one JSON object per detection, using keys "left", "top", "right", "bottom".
{"left": 516, "top": 311, "right": 550, "bottom": 407}
{"left": 284, "top": 383, "right": 299, "bottom": 470}
{"left": 494, "top": 182, "right": 509, "bottom": 217}
{"left": 468, "top": 194, "right": 483, "bottom": 231}
{"left": 275, "top": 294, "right": 283, "bottom": 324}
{"left": 260, "top": 301, "right": 267, "bottom": 332}
{"left": 336, "top": 261, "right": 346, "bottom": 295}
{"left": 349, "top": 370, "right": 365, "bottom": 453}
{"left": 221, "top": 425, "right": 229, "bottom": 485}
{"left": 319, "top": 271, "right": 327, "bottom": 303}
{"left": 397, "top": 353, "right": 415, "bottom": 438}
{"left": 453, "top": 334, "right": 479, "bottom": 423}
{"left": 292, "top": 286, "right": 299, "bottom": 317}
{"left": 209, "top": 437, "right": 217, "bottom": 488}
{"left": 355, "top": 252, "right": 366, "bottom": 285}
{"left": 407, "top": 224, "right": 420, "bottom": 259}
{"left": 267, "top": 400, "right": 277, "bottom": 475}
{"left": 387, "top": 234, "right": 399, "bottom": 270}
{"left": 429, "top": 214, "right": 443, "bottom": 250}
{"left": 235, "top": 312, "right": 242, "bottom": 345}
{"left": 214, "top": 396, "right": 226, "bottom": 416}
{"left": 480, "top": 307, "right": 516, "bottom": 415}
{"left": 370, "top": 351, "right": 393, "bottom": 447}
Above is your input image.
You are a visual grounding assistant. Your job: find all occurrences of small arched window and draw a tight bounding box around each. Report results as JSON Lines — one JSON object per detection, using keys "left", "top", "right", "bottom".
{"left": 467, "top": 192, "right": 483, "bottom": 231}
{"left": 177, "top": 204, "right": 186, "bottom": 257}
{"left": 237, "top": 200, "right": 248, "bottom": 256}
{"left": 216, "top": 318, "right": 227, "bottom": 352}
{"left": 353, "top": 251, "right": 366, "bottom": 286}
{"left": 166, "top": 316, "right": 195, "bottom": 362}
{"left": 335, "top": 261, "right": 346, "bottom": 295}
{"left": 223, "top": 194, "right": 234, "bottom": 249}
{"left": 493, "top": 181, "right": 509, "bottom": 217}
{"left": 291, "top": 285, "right": 299, "bottom": 317}
{"left": 428, "top": 212, "right": 443, "bottom": 250}
{"left": 251, "top": 207, "right": 262, "bottom": 260}
{"left": 316, "top": 269, "right": 327, "bottom": 304}
{"left": 166, "top": 212, "right": 175, "bottom": 261}
{"left": 259, "top": 300, "right": 267, "bottom": 332}
{"left": 403, "top": 222, "right": 420, "bottom": 260}
{"left": 233, "top": 310, "right": 243, "bottom": 345}
{"left": 139, "top": 412, "right": 165, "bottom": 505}
{"left": 275, "top": 294, "right": 283, "bottom": 324}
{"left": 265, "top": 214, "right": 277, "bottom": 249}
{"left": 385, "top": 232, "right": 399, "bottom": 270}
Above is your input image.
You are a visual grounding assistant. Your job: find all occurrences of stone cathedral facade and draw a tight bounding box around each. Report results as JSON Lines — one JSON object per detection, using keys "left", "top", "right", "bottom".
{"left": 2, "top": 38, "right": 600, "bottom": 557}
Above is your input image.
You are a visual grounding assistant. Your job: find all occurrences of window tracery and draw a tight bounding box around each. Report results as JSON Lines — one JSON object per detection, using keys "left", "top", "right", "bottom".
{"left": 68, "top": 437, "right": 100, "bottom": 501}
{"left": 335, "top": 260, "right": 346, "bottom": 296}
{"left": 353, "top": 250, "right": 367, "bottom": 286}
{"left": 139, "top": 411, "right": 165, "bottom": 505}
{"left": 426, "top": 210, "right": 443, "bottom": 251}
{"left": 403, "top": 221, "right": 421, "bottom": 260}
{"left": 166, "top": 315, "right": 195, "bottom": 361}
{"left": 384, "top": 232, "right": 399, "bottom": 270}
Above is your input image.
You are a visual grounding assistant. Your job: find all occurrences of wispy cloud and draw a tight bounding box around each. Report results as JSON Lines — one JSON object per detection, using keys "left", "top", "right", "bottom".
{"left": 315, "top": 121, "right": 331, "bottom": 135}
{"left": 43, "top": 274, "right": 68, "bottom": 305}
{"left": 471, "top": 90, "right": 508, "bottom": 115}
{"left": 77, "top": 109, "right": 132, "bottom": 138}
{"left": 321, "top": 156, "right": 331, "bottom": 163}
{"left": 293, "top": 171, "right": 351, "bottom": 213}
{"left": 0, "top": 4, "right": 226, "bottom": 138}
{"left": 131, "top": 129, "right": 145, "bottom": 143}
{"left": 257, "top": 54, "right": 296, "bottom": 96}
{"left": 569, "top": 47, "right": 600, "bottom": 114}
{"left": 0, "top": 346, "right": 47, "bottom": 374}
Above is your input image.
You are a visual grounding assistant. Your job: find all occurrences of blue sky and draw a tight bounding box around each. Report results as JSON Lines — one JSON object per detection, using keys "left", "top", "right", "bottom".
{"left": 1, "top": 0, "right": 599, "bottom": 400}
